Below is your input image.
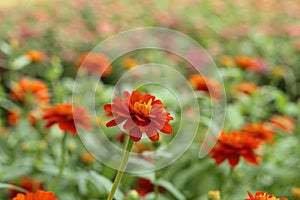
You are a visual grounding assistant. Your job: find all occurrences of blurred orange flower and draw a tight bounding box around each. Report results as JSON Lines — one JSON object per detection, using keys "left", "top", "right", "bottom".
{"left": 42, "top": 103, "right": 92, "bottom": 135}
{"left": 10, "top": 78, "right": 50, "bottom": 105}
{"left": 26, "top": 50, "right": 45, "bottom": 62}
{"left": 269, "top": 115, "right": 296, "bottom": 134}
{"left": 245, "top": 191, "right": 288, "bottom": 200}
{"left": 7, "top": 108, "right": 20, "bottom": 126}
{"left": 76, "top": 52, "right": 112, "bottom": 76}
{"left": 81, "top": 152, "right": 95, "bottom": 164}
{"left": 104, "top": 90, "right": 173, "bottom": 142}
{"left": 12, "top": 190, "right": 58, "bottom": 200}
{"left": 235, "top": 56, "right": 267, "bottom": 73}
{"left": 232, "top": 82, "right": 259, "bottom": 96}
{"left": 189, "top": 74, "right": 221, "bottom": 100}
{"left": 9, "top": 177, "right": 43, "bottom": 198}
{"left": 241, "top": 123, "right": 275, "bottom": 144}
{"left": 210, "top": 131, "right": 262, "bottom": 168}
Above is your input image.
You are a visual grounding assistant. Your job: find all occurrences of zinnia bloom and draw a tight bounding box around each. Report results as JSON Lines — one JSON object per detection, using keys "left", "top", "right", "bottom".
{"left": 189, "top": 74, "right": 221, "bottom": 100}
{"left": 76, "top": 52, "right": 112, "bottom": 76}
{"left": 9, "top": 177, "right": 43, "bottom": 198}
{"left": 42, "top": 103, "right": 92, "bottom": 135}
{"left": 245, "top": 191, "right": 288, "bottom": 200}
{"left": 134, "top": 178, "right": 164, "bottom": 197}
{"left": 12, "top": 190, "right": 58, "bottom": 200}
{"left": 209, "top": 131, "right": 262, "bottom": 168}
{"left": 7, "top": 108, "right": 20, "bottom": 126}
{"left": 269, "top": 115, "right": 295, "bottom": 134}
{"left": 241, "top": 123, "right": 275, "bottom": 144}
{"left": 10, "top": 78, "right": 50, "bottom": 105}
{"left": 235, "top": 56, "right": 267, "bottom": 73}
{"left": 26, "top": 50, "right": 45, "bottom": 62}
{"left": 232, "top": 82, "right": 259, "bottom": 96}
{"left": 103, "top": 90, "right": 173, "bottom": 142}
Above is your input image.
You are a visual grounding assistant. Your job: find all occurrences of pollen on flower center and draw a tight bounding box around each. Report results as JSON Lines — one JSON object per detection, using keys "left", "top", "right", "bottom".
{"left": 133, "top": 98, "right": 153, "bottom": 115}
{"left": 258, "top": 193, "right": 279, "bottom": 200}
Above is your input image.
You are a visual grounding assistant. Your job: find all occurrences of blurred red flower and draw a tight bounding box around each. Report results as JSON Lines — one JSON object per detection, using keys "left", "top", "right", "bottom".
{"left": 269, "top": 115, "right": 296, "bottom": 134}
{"left": 7, "top": 108, "right": 20, "bottom": 126}
{"left": 12, "top": 190, "right": 58, "bottom": 200}
{"left": 134, "top": 178, "right": 164, "bottom": 197}
{"left": 189, "top": 74, "right": 221, "bottom": 100}
{"left": 232, "top": 82, "right": 259, "bottom": 96}
{"left": 42, "top": 103, "right": 92, "bottom": 135}
{"left": 209, "top": 131, "right": 262, "bottom": 168}
{"left": 241, "top": 123, "right": 275, "bottom": 144}
{"left": 245, "top": 191, "right": 288, "bottom": 200}
{"left": 10, "top": 78, "right": 50, "bottom": 105}
{"left": 76, "top": 52, "right": 112, "bottom": 76}
{"left": 104, "top": 90, "right": 173, "bottom": 142}
{"left": 9, "top": 177, "right": 43, "bottom": 198}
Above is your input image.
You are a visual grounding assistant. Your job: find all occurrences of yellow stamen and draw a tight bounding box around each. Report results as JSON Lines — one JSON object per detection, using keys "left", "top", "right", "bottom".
{"left": 133, "top": 98, "right": 152, "bottom": 115}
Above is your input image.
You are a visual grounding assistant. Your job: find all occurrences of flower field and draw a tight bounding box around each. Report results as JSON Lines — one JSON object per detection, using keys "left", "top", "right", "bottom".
{"left": 0, "top": 0, "right": 300, "bottom": 199}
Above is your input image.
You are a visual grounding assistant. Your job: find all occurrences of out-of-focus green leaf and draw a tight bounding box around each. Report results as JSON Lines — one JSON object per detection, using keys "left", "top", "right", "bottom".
{"left": 11, "top": 55, "right": 31, "bottom": 70}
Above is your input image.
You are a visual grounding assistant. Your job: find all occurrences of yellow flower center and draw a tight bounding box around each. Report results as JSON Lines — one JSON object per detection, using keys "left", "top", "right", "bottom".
{"left": 257, "top": 193, "right": 280, "bottom": 200}
{"left": 133, "top": 98, "right": 152, "bottom": 115}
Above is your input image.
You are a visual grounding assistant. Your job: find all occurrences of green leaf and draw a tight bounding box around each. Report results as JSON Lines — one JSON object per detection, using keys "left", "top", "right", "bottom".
{"left": 89, "top": 171, "right": 124, "bottom": 200}
{"left": 0, "top": 42, "right": 12, "bottom": 55}
{"left": 11, "top": 55, "right": 31, "bottom": 70}
{"left": 0, "top": 183, "right": 28, "bottom": 193}
{"left": 156, "top": 179, "right": 186, "bottom": 200}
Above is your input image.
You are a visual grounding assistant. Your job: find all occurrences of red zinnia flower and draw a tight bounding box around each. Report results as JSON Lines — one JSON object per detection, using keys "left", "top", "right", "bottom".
{"left": 9, "top": 177, "right": 43, "bottom": 198}
{"left": 245, "top": 191, "right": 288, "bottom": 200}
{"left": 134, "top": 178, "right": 164, "bottom": 197}
{"left": 241, "top": 123, "right": 275, "bottom": 144}
{"left": 10, "top": 78, "right": 50, "bottom": 105}
{"left": 103, "top": 90, "right": 173, "bottom": 142}
{"left": 7, "top": 108, "right": 20, "bottom": 126}
{"left": 76, "top": 52, "right": 112, "bottom": 76}
{"left": 209, "top": 131, "right": 262, "bottom": 168}
{"left": 42, "top": 103, "right": 92, "bottom": 135}
{"left": 12, "top": 190, "right": 58, "bottom": 200}
{"left": 189, "top": 74, "right": 221, "bottom": 100}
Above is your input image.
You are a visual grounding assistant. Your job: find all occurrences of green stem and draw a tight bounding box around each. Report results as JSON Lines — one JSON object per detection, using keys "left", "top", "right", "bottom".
{"left": 221, "top": 168, "right": 234, "bottom": 200}
{"left": 107, "top": 138, "right": 134, "bottom": 200}
{"left": 49, "top": 133, "right": 67, "bottom": 191}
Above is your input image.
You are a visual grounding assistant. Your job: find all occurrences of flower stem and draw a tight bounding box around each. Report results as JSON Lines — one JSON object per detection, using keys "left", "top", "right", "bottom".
{"left": 107, "top": 138, "right": 134, "bottom": 200}
{"left": 49, "top": 133, "right": 67, "bottom": 191}
{"left": 221, "top": 168, "right": 234, "bottom": 200}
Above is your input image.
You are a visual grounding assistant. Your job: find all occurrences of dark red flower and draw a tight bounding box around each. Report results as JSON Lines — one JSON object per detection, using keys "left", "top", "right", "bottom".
{"left": 42, "top": 103, "right": 92, "bottom": 135}
{"left": 245, "top": 191, "right": 288, "bottom": 200}
{"left": 9, "top": 177, "right": 43, "bottom": 198}
{"left": 134, "top": 178, "right": 164, "bottom": 197}
{"left": 209, "top": 131, "right": 262, "bottom": 168}
{"left": 103, "top": 90, "right": 173, "bottom": 142}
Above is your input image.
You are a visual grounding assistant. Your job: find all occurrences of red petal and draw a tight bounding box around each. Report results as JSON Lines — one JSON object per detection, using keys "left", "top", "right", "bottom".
{"left": 106, "top": 119, "right": 118, "bottom": 127}
{"left": 123, "top": 120, "right": 136, "bottom": 130}
{"left": 160, "top": 123, "right": 172, "bottom": 134}
{"left": 149, "top": 132, "right": 159, "bottom": 142}
{"left": 129, "top": 127, "right": 142, "bottom": 142}
{"left": 228, "top": 154, "right": 239, "bottom": 167}
{"left": 103, "top": 104, "right": 112, "bottom": 113}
